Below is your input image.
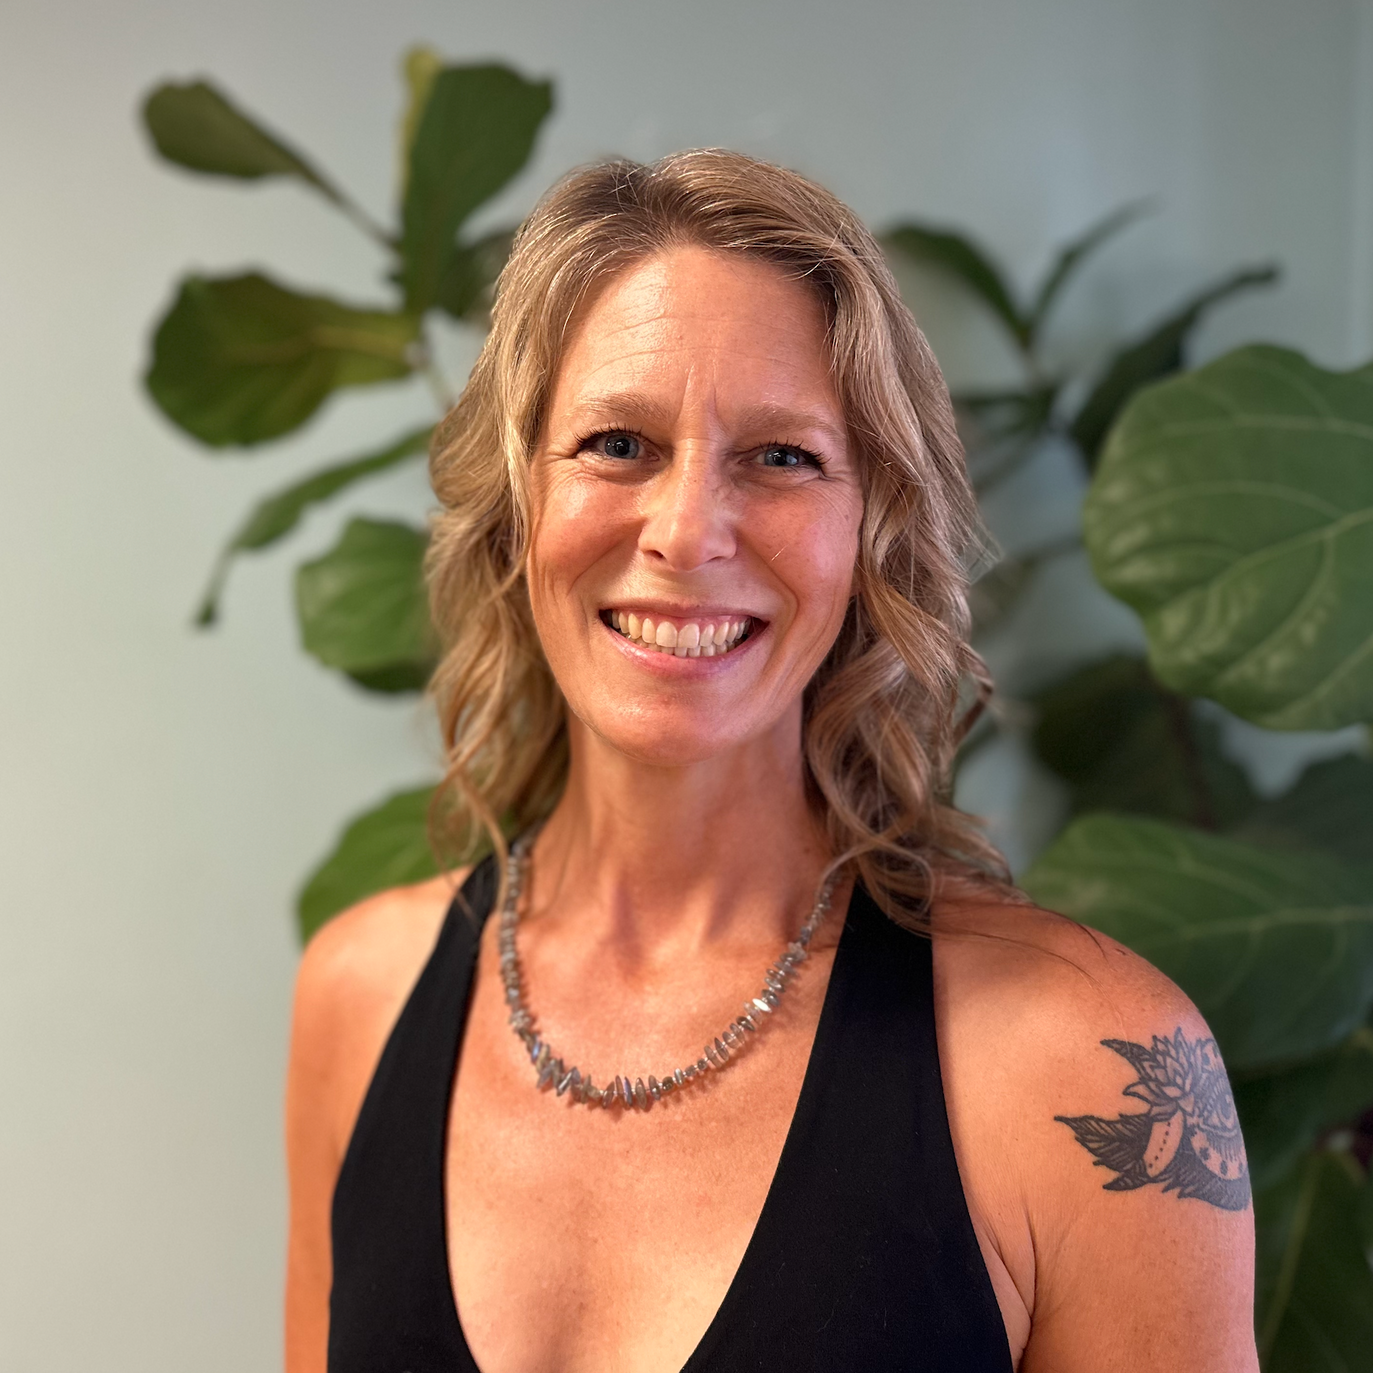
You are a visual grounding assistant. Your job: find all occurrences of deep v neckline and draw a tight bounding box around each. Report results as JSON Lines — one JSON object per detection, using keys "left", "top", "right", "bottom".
{"left": 436, "top": 881, "right": 861, "bottom": 1373}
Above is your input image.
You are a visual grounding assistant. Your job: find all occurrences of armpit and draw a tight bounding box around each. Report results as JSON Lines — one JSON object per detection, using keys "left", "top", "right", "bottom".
{"left": 1054, "top": 1028, "right": 1251, "bottom": 1212}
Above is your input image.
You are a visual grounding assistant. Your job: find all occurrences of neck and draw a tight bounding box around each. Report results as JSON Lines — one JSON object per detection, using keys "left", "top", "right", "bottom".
{"left": 529, "top": 702, "right": 835, "bottom": 958}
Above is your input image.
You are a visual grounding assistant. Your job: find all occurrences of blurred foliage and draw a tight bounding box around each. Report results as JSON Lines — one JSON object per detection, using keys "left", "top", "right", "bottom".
{"left": 1031, "top": 655, "right": 1257, "bottom": 830}
{"left": 141, "top": 51, "right": 552, "bottom": 932}
{"left": 1085, "top": 346, "right": 1373, "bottom": 731}
{"left": 886, "top": 206, "right": 1277, "bottom": 476}
{"left": 144, "top": 51, "right": 1373, "bottom": 1363}
{"left": 296, "top": 785, "right": 441, "bottom": 942}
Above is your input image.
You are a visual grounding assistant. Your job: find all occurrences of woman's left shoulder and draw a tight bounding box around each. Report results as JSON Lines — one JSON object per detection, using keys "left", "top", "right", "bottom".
{"left": 929, "top": 882, "right": 1199, "bottom": 1055}
{"left": 929, "top": 884, "right": 1257, "bottom": 1370}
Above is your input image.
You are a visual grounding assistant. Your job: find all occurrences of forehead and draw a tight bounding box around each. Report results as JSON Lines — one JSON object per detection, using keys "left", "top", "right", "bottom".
{"left": 549, "top": 246, "right": 839, "bottom": 414}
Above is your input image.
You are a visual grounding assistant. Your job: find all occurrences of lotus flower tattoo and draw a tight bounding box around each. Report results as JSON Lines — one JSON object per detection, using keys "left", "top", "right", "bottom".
{"left": 1055, "top": 1028, "right": 1250, "bottom": 1211}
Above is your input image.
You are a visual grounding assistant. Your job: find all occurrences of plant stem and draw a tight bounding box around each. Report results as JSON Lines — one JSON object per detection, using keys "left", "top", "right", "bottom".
{"left": 1160, "top": 686, "right": 1217, "bottom": 830}
{"left": 402, "top": 327, "right": 456, "bottom": 413}
{"left": 328, "top": 191, "right": 399, "bottom": 252}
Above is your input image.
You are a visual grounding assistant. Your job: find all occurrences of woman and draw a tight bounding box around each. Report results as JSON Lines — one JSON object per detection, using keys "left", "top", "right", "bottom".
{"left": 285, "top": 151, "right": 1256, "bottom": 1372}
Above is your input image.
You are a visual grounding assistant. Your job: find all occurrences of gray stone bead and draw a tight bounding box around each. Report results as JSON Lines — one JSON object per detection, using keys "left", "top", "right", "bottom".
{"left": 647, "top": 1076, "right": 662, "bottom": 1101}
{"left": 675, "top": 1069, "right": 687, "bottom": 1087}
{"left": 556, "top": 1066, "right": 580, "bottom": 1097}
{"left": 537, "top": 1056, "right": 563, "bottom": 1089}
{"left": 585, "top": 1085, "right": 602, "bottom": 1104}
{"left": 600, "top": 1082, "right": 615, "bottom": 1109}
{"left": 684, "top": 1065, "right": 697, "bottom": 1080}
{"left": 761, "top": 989, "right": 780, "bottom": 1008}
{"left": 634, "top": 1078, "right": 649, "bottom": 1110}
{"left": 696, "top": 1057, "right": 710, "bottom": 1073}
{"left": 714, "top": 1037, "right": 730, "bottom": 1061}
{"left": 752, "top": 997, "right": 773, "bottom": 1015}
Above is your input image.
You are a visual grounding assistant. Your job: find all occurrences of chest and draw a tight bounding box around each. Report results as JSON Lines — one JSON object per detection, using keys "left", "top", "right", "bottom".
{"left": 444, "top": 929, "right": 832, "bottom": 1373}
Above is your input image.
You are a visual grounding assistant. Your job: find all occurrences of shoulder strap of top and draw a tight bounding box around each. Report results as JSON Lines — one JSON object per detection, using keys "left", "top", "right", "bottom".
{"left": 327, "top": 856, "right": 496, "bottom": 1372}
{"left": 686, "top": 883, "right": 1013, "bottom": 1372}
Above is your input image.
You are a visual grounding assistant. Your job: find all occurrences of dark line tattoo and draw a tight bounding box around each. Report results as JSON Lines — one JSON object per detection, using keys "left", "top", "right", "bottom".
{"left": 1055, "top": 1028, "right": 1250, "bottom": 1211}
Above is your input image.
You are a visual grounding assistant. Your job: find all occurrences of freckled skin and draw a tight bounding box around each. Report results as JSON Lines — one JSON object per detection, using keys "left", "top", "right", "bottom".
{"left": 527, "top": 247, "right": 863, "bottom": 767}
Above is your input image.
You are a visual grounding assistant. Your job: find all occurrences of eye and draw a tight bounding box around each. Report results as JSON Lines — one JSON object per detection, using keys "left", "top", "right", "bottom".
{"left": 585, "top": 431, "right": 642, "bottom": 460}
{"left": 758, "top": 443, "right": 820, "bottom": 469}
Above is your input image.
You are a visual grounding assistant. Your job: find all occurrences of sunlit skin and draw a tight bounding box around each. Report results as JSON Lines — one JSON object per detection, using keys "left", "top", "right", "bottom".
{"left": 284, "top": 246, "right": 1258, "bottom": 1373}
{"left": 527, "top": 246, "right": 862, "bottom": 772}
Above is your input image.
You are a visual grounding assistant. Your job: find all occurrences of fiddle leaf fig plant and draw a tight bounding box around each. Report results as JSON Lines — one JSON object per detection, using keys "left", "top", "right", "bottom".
{"left": 1084, "top": 346, "right": 1373, "bottom": 730}
{"left": 1022, "top": 816, "right": 1373, "bottom": 1074}
{"left": 1021, "top": 332, "right": 1373, "bottom": 1367}
{"left": 141, "top": 51, "right": 554, "bottom": 929}
{"left": 886, "top": 206, "right": 1277, "bottom": 473}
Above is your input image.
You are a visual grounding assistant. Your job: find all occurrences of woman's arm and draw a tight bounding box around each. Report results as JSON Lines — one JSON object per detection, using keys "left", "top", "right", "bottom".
{"left": 283, "top": 876, "right": 462, "bottom": 1373}
{"left": 936, "top": 903, "right": 1257, "bottom": 1372}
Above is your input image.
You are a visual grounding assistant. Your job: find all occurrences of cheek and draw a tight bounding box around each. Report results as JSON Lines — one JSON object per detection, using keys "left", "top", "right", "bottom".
{"left": 775, "top": 490, "right": 863, "bottom": 626}
{"left": 527, "top": 471, "right": 628, "bottom": 607}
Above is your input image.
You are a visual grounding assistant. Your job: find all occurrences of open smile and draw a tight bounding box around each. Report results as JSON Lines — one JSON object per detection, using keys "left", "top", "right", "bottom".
{"left": 599, "top": 608, "right": 762, "bottom": 658}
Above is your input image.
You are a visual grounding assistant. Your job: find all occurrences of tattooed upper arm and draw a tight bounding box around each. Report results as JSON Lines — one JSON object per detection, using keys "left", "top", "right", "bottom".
{"left": 1055, "top": 1027, "right": 1250, "bottom": 1212}
{"left": 931, "top": 899, "right": 1258, "bottom": 1371}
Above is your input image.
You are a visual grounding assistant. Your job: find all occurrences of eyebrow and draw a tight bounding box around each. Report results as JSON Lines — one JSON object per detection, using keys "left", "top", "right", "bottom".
{"left": 561, "top": 391, "right": 848, "bottom": 447}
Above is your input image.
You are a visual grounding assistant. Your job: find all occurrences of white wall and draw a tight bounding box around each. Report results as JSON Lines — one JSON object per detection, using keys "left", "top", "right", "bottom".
{"left": 1, "top": 1, "right": 1368, "bottom": 1367}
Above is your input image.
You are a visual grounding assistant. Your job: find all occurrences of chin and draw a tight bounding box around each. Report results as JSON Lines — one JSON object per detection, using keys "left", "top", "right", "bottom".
{"left": 575, "top": 699, "right": 761, "bottom": 769}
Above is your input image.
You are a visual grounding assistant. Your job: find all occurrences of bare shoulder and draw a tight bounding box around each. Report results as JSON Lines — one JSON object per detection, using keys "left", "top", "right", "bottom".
{"left": 284, "top": 869, "right": 472, "bottom": 1369}
{"left": 929, "top": 884, "right": 1256, "bottom": 1371}
{"left": 930, "top": 883, "right": 1200, "bottom": 1068}
{"left": 289, "top": 869, "right": 469, "bottom": 1160}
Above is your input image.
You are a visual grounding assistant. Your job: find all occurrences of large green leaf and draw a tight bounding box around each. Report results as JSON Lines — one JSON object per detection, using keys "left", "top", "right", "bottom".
{"left": 434, "top": 227, "right": 517, "bottom": 323}
{"left": 400, "top": 64, "right": 552, "bottom": 313}
{"left": 297, "top": 785, "right": 440, "bottom": 941}
{"left": 294, "top": 517, "right": 435, "bottom": 692}
{"left": 1255, "top": 1151, "right": 1373, "bottom": 1371}
{"left": 1032, "top": 655, "right": 1258, "bottom": 829}
{"left": 143, "top": 80, "right": 336, "bottom": 197}
{"left": 146, "top": 273, "right": 418, "bottom": 446}
{"left": 1021, "top": 814, "right": 1373, "bottom": 1071}
{"left": 194, "top": 425, "right": 432, "bottom": 625}
{"left": 885, "top": 223, "right": 1027, "bottom": 349}
{"left": 1236, "top": 1030, "right": 1373, "bottom": 1189}
{"left": 1233, "top": 753, "right": 1373, "bottom": 874}
{"left": 400, "top": 47, "right": 444, "bottom": 179}
{"left": 1025, "top": 200, "right": 1150, "bottom": 346}
{"left": 1070, "top": 266, "right": 1279, "bottom": 467}
{"left": 1085, "top": 345, "right": 1373, "bottom": 729}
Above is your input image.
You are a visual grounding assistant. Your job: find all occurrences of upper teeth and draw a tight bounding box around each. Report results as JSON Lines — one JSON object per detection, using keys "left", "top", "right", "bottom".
{"left": 608, "top": 611, "right": 752, "bottom": 657}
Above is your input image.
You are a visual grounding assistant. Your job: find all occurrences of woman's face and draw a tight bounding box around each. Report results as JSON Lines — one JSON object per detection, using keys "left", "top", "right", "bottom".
{"left": 526, "top": 246, "right": 863, "bottom": 767}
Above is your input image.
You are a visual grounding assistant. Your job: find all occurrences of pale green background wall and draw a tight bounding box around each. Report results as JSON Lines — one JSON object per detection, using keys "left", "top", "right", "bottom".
{"left": 1, "top": 1, "right": 1369, "bottom": 1368}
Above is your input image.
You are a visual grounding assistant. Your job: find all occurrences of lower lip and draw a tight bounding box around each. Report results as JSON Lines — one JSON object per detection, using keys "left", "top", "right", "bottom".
{"left": 601, "top": 618, "right": 766, "bottom": 673}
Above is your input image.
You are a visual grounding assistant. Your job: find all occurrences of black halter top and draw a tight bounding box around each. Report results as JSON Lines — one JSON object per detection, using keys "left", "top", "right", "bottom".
{"left": 328, "top": 856, "right": 1013, "bottom": 1372}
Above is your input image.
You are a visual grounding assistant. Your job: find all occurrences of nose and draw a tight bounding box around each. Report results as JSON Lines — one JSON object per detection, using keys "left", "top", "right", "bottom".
{"left": 637, "top": 445, "right": 737, "bottom": 571}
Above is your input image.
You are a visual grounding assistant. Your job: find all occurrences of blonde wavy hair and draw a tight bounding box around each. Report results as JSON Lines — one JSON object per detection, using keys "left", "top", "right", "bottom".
{"left": 426, "top": 148, "right": 1008, "bottom": 928}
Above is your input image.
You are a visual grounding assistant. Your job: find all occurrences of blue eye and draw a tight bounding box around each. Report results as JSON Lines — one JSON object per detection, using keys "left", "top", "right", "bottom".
{"left": 760, "top": 445, "right": 813, "bottom": 468}
{"left": 593, "top": 432, "right": 641, "bottom": 460}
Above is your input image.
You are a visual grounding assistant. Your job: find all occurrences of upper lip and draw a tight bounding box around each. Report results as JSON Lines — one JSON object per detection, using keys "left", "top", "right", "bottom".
{"left": 599, "top": 600, "right": 767, "bottom": 621}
